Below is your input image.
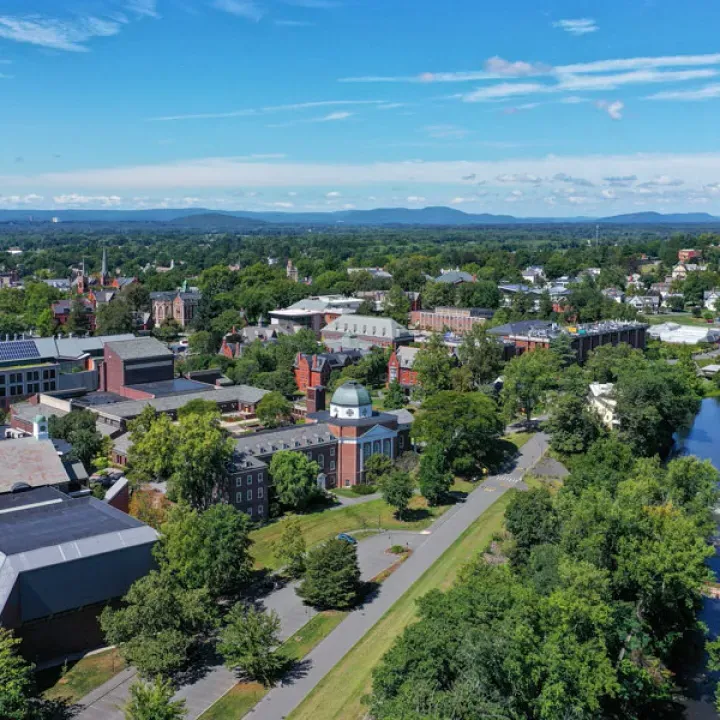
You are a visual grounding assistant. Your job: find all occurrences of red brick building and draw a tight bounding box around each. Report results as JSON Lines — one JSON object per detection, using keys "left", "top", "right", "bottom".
{"left": 51, "top": 299, "right": 97, "bottom": 332}
{"left": 150, "top": 288, "right": 201, "bottom": 328}
{"left": 387, "top": 346, "right": 420, "bottom": 389}
{"left": 293, "top": 350, "right": 364, "bottom": 392}
{"left": 678, "top": 249, "right": 701, "bottom": 262}
{"left": 409, "top": 307, "right": 493, "bottom": 335}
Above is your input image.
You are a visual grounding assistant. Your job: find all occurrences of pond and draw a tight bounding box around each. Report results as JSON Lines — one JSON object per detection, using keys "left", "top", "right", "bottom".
{"left": 674, "top": 397, "right": 720, "bottom": 718}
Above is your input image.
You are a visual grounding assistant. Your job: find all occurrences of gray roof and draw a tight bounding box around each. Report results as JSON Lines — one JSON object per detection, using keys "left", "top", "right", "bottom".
{"left": 435, "top": 270, "right": 474, "bottom": 284}
{"left": 322, "top": 315, "right": 411, "bottom": 339}
{"left": 112, "top": 433, "right": 132, "bottom": 457}
{"left": 0, "top": 488, "right": 157, "bottom": 624}
{"left": 91, "top": 384, "right": 270, "bottom": 422}
{"left": 105, "top": 336, "right": 172, "bottom": 360}
{"left": 385, "top": 408, "right": 415, "bottom": 427}
{"left": 0, "top": 437, "right": 72, "bottom": 493}
{"left": 150, "top": 290, "right": 201, "bottom": 301}
{"left": 233, "top": 423, "right": 336, "bottom": 469}
{"left": 395, "top": 346, "right": 420, "bottom": 368}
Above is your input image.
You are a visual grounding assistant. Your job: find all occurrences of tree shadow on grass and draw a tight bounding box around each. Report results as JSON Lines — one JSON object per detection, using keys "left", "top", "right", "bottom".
{"left": 29, "top": 697, "right": 81, "bottom": 720}
{"left": 397, "top": 507, "right": 431, "bottom": 523}
{"left": 486, "top": 438, "right": 522, "bottom": 474}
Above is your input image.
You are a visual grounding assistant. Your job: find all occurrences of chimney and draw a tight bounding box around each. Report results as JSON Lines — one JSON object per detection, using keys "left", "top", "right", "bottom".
{"left": 306, "top": 385, "right": 326, "bottom": 414}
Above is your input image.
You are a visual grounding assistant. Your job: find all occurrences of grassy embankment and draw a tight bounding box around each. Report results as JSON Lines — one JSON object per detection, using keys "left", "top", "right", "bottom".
{"left": 288, "top": 490, "right": 514, "bottom": 720}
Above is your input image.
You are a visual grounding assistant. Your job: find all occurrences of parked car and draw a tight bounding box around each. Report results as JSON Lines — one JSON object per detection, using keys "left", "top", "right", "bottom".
{"left": 336, "top": 533, "right": 357, "bottom": 545}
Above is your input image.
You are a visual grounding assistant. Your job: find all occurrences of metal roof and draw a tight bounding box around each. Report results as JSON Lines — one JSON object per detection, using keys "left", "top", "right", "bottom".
{"left": 105, "top": 337, "right": 173, "bottom": 360}
{"left": 323, "top": 315, "right": 411, "bottom": 338}
{"left": 92, "top": 384, "right": 270, "bottom": 421}
{"left": 234, "top": 422, "right": 335, "bottom": 462}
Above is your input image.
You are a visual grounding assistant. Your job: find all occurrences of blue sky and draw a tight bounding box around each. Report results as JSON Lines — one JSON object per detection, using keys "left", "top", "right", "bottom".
{"left": 2, "top": 0, "right": 720, "bottom": 215}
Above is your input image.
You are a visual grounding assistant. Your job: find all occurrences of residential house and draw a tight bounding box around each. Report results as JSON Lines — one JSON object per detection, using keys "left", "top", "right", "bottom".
{"left": 626, "top": 295, "right": 661, "bottom": 314}
{"left": 434, "top": 269, "right": 475, "bottom": 285}
{"left": 387, "top": 346, "right": 420, "bottom": 389}
{"left": 521, "top": 266, "right": 545, "bottom": 284}
{"left": 601, "top": 287, "right": 625, "bottom": 304}
{"left": 293, "top": 350, "right": 365, "bottom": 392}
{"left": 704, "top": 289, "right": 720, "bottom": 311}
{"left": 679, "top": 249, "right": 702, "bottom": 262}
{"left": 51, "top": 298, "right": 97, "bottom": 331}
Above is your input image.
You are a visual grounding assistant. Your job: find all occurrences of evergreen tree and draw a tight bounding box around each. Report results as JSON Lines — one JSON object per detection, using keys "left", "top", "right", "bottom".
{"left": 298, "top": 539, "right": 361, "bottom": 610}
{"left": 418, "top": 444, "right": 453, "bottom": 506}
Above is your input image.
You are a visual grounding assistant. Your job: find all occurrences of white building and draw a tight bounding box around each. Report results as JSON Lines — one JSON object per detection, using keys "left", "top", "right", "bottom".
{"left": 648, "top": 322, "right": 720, "bottom": 345}
{"left": 521, "top": 266, "right": 545, "bottom": 285}
{"left": 704, "top": 289, "right": 720, "bottom": 312}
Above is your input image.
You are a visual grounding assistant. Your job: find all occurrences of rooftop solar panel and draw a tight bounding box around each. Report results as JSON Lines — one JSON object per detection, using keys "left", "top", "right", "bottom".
{"left": 0, "top": 340, "right": 40, "bottom": 363}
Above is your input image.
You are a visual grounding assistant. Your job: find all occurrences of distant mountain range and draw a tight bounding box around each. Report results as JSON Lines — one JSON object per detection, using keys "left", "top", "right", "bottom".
{"left": 1, "top": 207, "right": 719, "bottom": 227}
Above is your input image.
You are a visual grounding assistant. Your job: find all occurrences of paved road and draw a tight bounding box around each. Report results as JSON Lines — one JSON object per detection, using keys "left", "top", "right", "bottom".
{"left": 74, "top": 432, "right": 547, "bottom": 720}
{"left": 72, "top": 526, "right": 424, "bottom": 720}
{"left": 247, "top": 433, "right": 548, "bottom": 720}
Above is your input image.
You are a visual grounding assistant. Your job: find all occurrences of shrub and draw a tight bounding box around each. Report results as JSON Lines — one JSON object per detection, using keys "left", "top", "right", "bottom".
{"left": 350, "top": 484, "right": 377, "bottom": 496}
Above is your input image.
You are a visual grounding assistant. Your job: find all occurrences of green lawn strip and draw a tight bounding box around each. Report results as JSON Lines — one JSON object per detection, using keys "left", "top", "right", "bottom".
{"left": 198, "top": 611, "right": 349, "bottom": 719}
{"left": 196, "top": 682, "right": 267, "bottom": 720}
{"left": 36, "top": 648, "right": 126, "bottom": 704}
{"left": 330, "top": 487, "right": 365, "bottom": 499}
{"left": 450, "top": 477, "right": 479, "bottom": 495}
{"left": 250, "top": 497, "right": 450, "bottom": 571}
{"left": 503, "top": 431, "right": 534, "bottom": 449}
{"left": 287, "top": 490, "right": 515, "bottom": 720}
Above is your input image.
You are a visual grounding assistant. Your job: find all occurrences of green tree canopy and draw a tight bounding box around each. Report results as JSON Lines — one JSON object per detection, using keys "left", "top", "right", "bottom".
{"left": 0, "top": 629, "right": 33, "bottom": 720}
{"left": 418, "top": 443, "right": 453, "bottom": 506}
{"left": 298, "top": 538, "right": 361, "bottom": 610}
{"left": 218, "top": 605, "right": 285, "bottom": 686}
{"left": 272, "top": 517, "right": 307, "bottom": 578}
{"left": 124, "top": 677, "right": 186, "bottom": 720}
{"left": 413, "top": 391, "right": 502, "bottom": 476}
{"left": 378, "top": 469, "right": 414, "bottom": 518}
{"left": 501, "top": 348, "right": 560, "bottom": 423}
{"left": 269, "top": 450, "right": 320, "bottom": 510}
{"left": 456, "top": 325, "right": 503, "bottom": 388}
{"left": 256, "top": 391, "right": 293, "bottom": 429}
{"left": 413, "top": 333, "right": 454, "bottom": 396}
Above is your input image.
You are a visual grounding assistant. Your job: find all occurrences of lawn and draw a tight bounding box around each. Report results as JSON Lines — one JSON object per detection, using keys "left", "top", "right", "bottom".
{"left": 196, "top": 682, "right": 267, "bottom": 720}
{"left": 197, "top": 611, "right": 347, "bottom": 719}
{"left": 35, "top": 648, "right": 125, "bottom": 704}
{"left": 287, "top": 490, "right": 515, "bottom": 720}
{"left": 503, "top": 431, "right": 534, "bottom": 449}
{"left": 250, "top": 497, "right": 450, "bottom": 571}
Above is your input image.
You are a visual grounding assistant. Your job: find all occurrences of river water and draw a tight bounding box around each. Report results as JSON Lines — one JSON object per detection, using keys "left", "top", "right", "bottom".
{"left": 674, "top": 397, "right": 720, "bottom": 718}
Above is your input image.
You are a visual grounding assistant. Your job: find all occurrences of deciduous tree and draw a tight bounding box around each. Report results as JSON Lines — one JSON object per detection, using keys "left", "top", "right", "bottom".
{"left": 256, "top": 391, "right": 293, "bottom": 429}
{"left": 298, "top": 539, "right": 361, "bottom": 610}
{"left": 0, "top": 628, "right": 33, "bottom": 720}
{"left": 269, "top": 451, "right": 320, "bottom": 510}
{"left": 378, "top": 469, "right": 414, "bottom": 518}
{"left": 418, "top": 443, "right": 453, "bottom": 506}
{"left": 124, "top": 677, "right": 186, "bottom": 720}
{"left": 501, "top": 348, "right": 559, "bottom": 423}
{"left": 272, "top": 517, "right": 307, "bottom": 578}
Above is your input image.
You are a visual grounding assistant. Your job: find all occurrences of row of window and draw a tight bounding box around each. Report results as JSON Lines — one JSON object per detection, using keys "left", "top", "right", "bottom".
{"left": 0, "top": 369, "right": 56, "bottom": 385}
{"left": 236, "top": 487, "right": 264, "bottom": 503}
{"left": 236, "top": 471, "right": 264, "bottom": 488}
{"left": 0, "top": 381, "right": 56, "bottom": 397}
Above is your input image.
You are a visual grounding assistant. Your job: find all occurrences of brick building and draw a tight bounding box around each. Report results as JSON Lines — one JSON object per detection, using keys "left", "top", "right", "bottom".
{"left": 150, "top": 288, "right": 201, "bottom": 328}
{"left": 409, "top": 307, "right": 493, "bottom": 335}
{"left": 293, "top": 350, "right": 364, "bottom": 392}
{"left": 322, "top": 315, "right": 413, "bottom": 351}
{"left": 678, "top": 248, "right": 701, "bottom": 262}
{"left": 51, "top": 299, "right": 97, "bottom": 332}
{"left": 387, "top": 346, "right": 420, "bottom": 389}
{"left": 488, "top": 320, "right": 648, "bottom": 363}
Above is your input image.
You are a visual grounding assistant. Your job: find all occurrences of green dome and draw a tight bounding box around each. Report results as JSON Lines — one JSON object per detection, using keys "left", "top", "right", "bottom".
{"left": 331, "top": 381, "right": 371, "bottom": 407}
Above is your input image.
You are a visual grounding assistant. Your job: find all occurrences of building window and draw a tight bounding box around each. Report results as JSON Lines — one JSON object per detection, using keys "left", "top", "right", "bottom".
{"left": 258, "top": 504, "right": 264, "bottom": 514}
{"left": 383, "top": 439, "right": 391, "bottom": 456}
{"left": 258, "top": 472, "right": 264, "bottom": 483}
{"left": 399, "top": 435, "right": 404, "bottom": 449}
{"left": 236, "top": 477, "right": 242, "bottom": 488}
{"left": 330, "top": 461, "right": 335, "bottom": 470}
{"left": 247, "top": 489, "right": 253, "bottom": 501}
{"left": 248, "top": 506, "right": 254, "bottom": 517}
{"left": 363, "top": 442, "right": 371, "bottom": 460}
{"left": 318, "top": 454, "right": 324, "bottom": 468}
{"left": 258, "top": 487, "right": 264, "bottom": 499}
{"left": 373, "top": 440, "right": 381, "bottom": 454}
{"left": 307, "top": 452, "right": 312, "bottom": 460}
{"left": 330, "top": 447, "right": 335, "bottom": 457}
{"left": 248, "top": 475, "right": 253, "bottom": 484}
{"left": 235, "top": 492, "right": 242, "bottom": 504}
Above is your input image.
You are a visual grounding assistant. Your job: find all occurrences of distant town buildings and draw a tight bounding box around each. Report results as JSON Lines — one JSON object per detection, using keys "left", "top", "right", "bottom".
{"left": 293, "top": 350, "right": 364, "bottom": 392}
{"left": 678, "top": 248, "right": 702, "bottom": 263}
{"left": 269, "top": 295, "right": 364, "bottom": 333}
{"left": 434, "top": 269, "right": 475, "bottom": 285}
{"left": 521, "top": 266, "right": 546, "bottom": 285}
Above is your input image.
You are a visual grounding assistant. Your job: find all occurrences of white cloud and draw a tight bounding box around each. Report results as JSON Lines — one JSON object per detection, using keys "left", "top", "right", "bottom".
{"left": 560, "top": 96, "right": 588, "bottom": 104}
{"left": 463, "top": 82, "right": 547, "bottom": 102}
{"left": 312, "top": 111, "right": 351, "bottom": 122}
{"left": 484, "top": 56, "right": 550, "bottom": 77}
{"left": 505, "top": 191, "right": 523, "bottom": 202}
{"left": 13, "top": 152, "right": 720, "bottom": 195}
{"left": 213, "top": 0, "right": 265, "bottom": 21}
{"left": 125, "top": 0, "right": 159, "bottom": 18}
{"left": 496, "top": 173, "right": 542, "bottom": 184}
{"left": 604, "top": 175, "right": 637, "bottom": 186}
{"left": 288, "top": 191, "right": 298, "bottom": 196}
{"left": 149, "top": 100, "right": 380, "bottom": 122}
{"left": 326, "top": 191, "right": 341, "bottom": 197}
{"left": 424, "top": 124, "right": 469, "bottom": 139}
{"left": 271, "top": 201, "right": 294, "bottom": 208}
{"left": 450, "top": 197, "right": 472, "bottom": 204}
{"left": 601, "top": 189, "right": 617, "bottom": 199}
{"left": 553, "top": 173, "right": 594, "bottom": 186}
{"left": 0, "top": 14, "right": 124, "bottom": 52}
{"left": 560, "top": 53, "right": 720, "bottom": 74}
{"left": 553, "top": 18, "right": 598, "bottom": 35}
{"left": 52, "top": 194, "right": 122, "bottom": 206}
{"left": 341, "top": 203, "right": 355, "bottom": 209}
{"left": 596, "top": 100, "right": 624, "bottom": 119}
{"left": 0, "top": 194, "right": 43, "bottom": 205}
{"left": 645, "top": 83, "right": 720, "bottom": 101}
{"left": 637, "top": 175, "right": 684, "bottom": 188}
{"left": 407, "top": 196, "right": 426, "bottom": 203}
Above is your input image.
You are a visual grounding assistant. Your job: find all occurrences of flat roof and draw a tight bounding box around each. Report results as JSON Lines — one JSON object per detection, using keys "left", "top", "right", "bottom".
{"left": 0, "top": 437, "right": 71, "bottom": 493}
{"left": 126, "top": 378, "right": 209, "bottom": 397}
{"left": 106, "top": 337, "right": 173, "bottom": 360}
{"left": 92, "top": 384, "right": 270, "bottom": 421}
{"left": 0, "top": 489, "right": 147, "bottom": 556}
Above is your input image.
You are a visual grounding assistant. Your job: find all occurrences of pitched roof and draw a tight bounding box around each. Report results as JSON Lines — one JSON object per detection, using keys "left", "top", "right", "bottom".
{"left": 233, "top": 422, "right": 336, "bottom": 467}
{"left": 323, "top": 315, "right": 411, "bottom": 338}
{"left": 105, "top": 336, "right": 173, "bottom": 360}
{"left": 435, "top": 270, "right": 474, "bottom": 284}
{"left": 395, "top": 346, "right": 420, "bottom": 368}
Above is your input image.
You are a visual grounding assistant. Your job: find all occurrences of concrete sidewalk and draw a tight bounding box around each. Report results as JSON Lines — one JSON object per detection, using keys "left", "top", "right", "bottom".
{"left": 247, "top": 433, "right": 548, "bottom": 719}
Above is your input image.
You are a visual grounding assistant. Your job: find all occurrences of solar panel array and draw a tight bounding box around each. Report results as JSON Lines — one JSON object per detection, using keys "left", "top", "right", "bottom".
{"left": 0, "top": 340, "right": 40, "bottom": 363}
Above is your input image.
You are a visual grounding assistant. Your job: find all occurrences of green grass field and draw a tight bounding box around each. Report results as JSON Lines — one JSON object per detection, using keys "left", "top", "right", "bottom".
{"left": 35, "top": 648, "right": 125, "bottom": 704}
{"left": 282, "top": 611, "right": 348, "bottom": 662}
{"left": 287, "top": 490, "right": 515, "bottom": 720}
{"left": 250, "top": 497, "right": 451, "bottom": 571}
{"left": 504, "top": 431, "right": 534, "bottom": 449}
{"left": 196, "top": 682, "right": 267, "bottom": 720}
